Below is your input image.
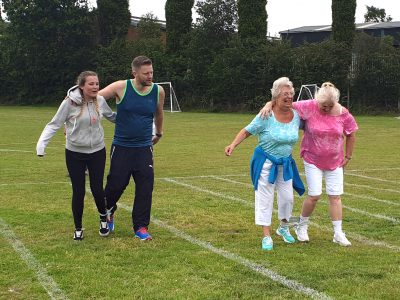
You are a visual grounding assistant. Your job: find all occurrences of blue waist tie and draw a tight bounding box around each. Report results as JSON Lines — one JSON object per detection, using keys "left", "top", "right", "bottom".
{"left": 250, "top": 146, "right": 305, "bottom": 196}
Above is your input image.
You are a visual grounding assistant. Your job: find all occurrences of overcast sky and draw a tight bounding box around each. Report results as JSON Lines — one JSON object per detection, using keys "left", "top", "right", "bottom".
{"left": 128, "top": 0, "right": 400, "bottom": 36}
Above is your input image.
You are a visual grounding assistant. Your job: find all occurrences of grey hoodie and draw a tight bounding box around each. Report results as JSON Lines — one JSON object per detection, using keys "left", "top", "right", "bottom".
{"left": 36, "top": 85, "right": 116, "bottom": 156}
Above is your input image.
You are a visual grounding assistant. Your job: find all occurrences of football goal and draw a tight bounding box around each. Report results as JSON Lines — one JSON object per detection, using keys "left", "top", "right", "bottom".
{"left": 156, "top": 82, "right": 182, "bottom": 112}
{"left": 296, "top": 84, "right": 319, "bottom": 101}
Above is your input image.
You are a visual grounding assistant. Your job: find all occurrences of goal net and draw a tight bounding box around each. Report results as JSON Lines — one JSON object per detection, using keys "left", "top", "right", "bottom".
{"left": 296, "top": 84, "right": 319, "bottom": 101}
{"left": 156, "top": 82, "right": 182, "bottom": 112}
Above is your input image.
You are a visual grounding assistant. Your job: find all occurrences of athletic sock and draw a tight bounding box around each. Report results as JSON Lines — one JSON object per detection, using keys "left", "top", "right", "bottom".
{"left": 99, "top": 213, "right": 107, "bottom": 222}
{"left": 299, "top": 215, "right": 309, "bottom": 224}
{"left": 332, "top": 220, "right": 343, "bottom": 234}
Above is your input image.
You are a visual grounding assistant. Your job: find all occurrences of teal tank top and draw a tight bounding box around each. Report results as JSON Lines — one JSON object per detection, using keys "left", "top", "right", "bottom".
{"left": 113, "top": 80, "right": 159, "bottom": 147}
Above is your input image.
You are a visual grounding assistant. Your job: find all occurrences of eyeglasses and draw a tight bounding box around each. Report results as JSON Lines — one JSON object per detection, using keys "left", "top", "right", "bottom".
{"left": 281, "top": 92, "right": 294, "bottom": 97}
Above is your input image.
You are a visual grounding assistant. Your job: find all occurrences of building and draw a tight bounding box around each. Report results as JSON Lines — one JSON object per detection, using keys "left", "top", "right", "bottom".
{"left": 280, "top": 21, "right": 400, "bottom": 47}
{"left": 127, "top": 16, "right": 166, "bottom": 43}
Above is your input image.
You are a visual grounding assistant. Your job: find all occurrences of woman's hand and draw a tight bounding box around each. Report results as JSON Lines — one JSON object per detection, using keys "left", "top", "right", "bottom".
{"left": 342, "top": 156, "right": 351, "bottom": 168}
{"left": 224, "top": 144, "right": 235, "bottom": 156}
{"left": 259, "top": 101, "right": 273, "bottom": 119}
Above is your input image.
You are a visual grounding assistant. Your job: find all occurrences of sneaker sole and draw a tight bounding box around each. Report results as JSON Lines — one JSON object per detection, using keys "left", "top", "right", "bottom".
{"left": 333, "top": 238, "right": 351, "bottom": 247}
{"left": 295, "top": 231, "right": 309, "bottom": 242}
{"left": 276, "top": 229, "right": 296, "bottom": 244}
{"left": 262, "top": 246, "right": 273, "bottom": 251}
{"left": 134, "top": 235, "right": 152, "bottom": 241}
{"left": 99, "top": 231, "right": 110, "bottom": 237}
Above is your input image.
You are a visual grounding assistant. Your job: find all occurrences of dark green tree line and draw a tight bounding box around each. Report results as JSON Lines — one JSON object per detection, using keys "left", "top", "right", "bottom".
{"left": 97, "top": 0, "right": 130, "bottom": 47}
{"left": 1, "top": 0, "right": 97, "bottom": 103}
{"left": 165, "top": 0, "right": 194, "bottom": 54}
{"left": 364, "top": 5, "right": 392, "bottom": 23}
{"left": 237, "top": 0, "right": 267, "bottom": 44}
{"left": 0, "top": 0, "right": 398, "bottom": 112}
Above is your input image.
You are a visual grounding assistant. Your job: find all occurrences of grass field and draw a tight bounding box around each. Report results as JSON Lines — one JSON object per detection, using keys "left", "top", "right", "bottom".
{"left": 1, "top": 106, "right": 399, "bottom": 300}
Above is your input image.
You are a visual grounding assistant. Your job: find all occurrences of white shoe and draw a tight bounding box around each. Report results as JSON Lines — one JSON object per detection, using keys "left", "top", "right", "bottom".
{"left": 295, "top": 223, "right": 309, "bottom": 242}
{"left": 333, "top": 232, "right": 351, "bottom": 246}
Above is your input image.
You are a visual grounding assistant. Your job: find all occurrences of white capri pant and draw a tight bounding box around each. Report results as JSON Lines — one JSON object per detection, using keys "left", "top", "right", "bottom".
{"left": 303, "top": 160, "right": 344, "bottom": 196}
{"left": 255, "top": 160, "right": 294, "bottom": 226}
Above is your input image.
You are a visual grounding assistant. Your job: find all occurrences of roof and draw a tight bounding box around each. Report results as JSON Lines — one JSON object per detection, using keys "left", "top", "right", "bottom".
{"left": 279, "top": 21, "right": 400, "bottom": 34}
{"left": 130, "top": 16, "right": 166, "bottom": 29}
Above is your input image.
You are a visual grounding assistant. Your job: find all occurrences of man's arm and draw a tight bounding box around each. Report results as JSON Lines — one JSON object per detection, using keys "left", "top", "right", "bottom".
{"left": 98, "top": 80, "right": 126, "bottom": 101}
{"left": 152, "top": 85, "right": 165, "bottom": 145}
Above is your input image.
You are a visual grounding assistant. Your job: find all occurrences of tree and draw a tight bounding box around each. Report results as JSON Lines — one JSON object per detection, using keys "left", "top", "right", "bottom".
{"left": 331, "top": 0, "right": 356, "bottom": 93}
{"left": 165, "top": 0, "right": 194, "bottom": 53}
{"left": 237, "top": 0, "right": 267, "bottom": 43}
{"left": 97, "top": 0, "right": 130, "bottom": 47}
{"left": 1, "top": 0, "right": 97, "bottom": 103}
{"left": 331, "top": 0, "right": 356, "bottom": 47}
{"left": 137, "top": 13, "right": 161, "bottom": 40}
{"left": 364, "top": 5, "right": 392, "bottom": 23}
{"left": 184, "top": 0, "right": 238, "bottom": 106}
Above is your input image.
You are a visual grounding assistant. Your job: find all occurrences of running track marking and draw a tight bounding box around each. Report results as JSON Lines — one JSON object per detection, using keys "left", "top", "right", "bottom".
{"left": 0, "top": 149, "right": 32, "bottom": 153}
{"left": 209, "top": 176, "right": 400, "bottom": 208}
{"left": 0, "top": 217, "right": 68, "bottom": 300}
{"left": 117, "top": 203, "right": 332, "bottom": 300}
{"left": 345, "top": 182, "right": 400, "bottom": 194}
{"left": 347, "top": 167, "right": 400, "bottom": 172}
{"left": 0, "top": 181, "right": 70, "bottom": 187}
{"left": 161, "top": 177, "right": 400, "bottom": 252}
{"left": 345, "top": 173, "right": 399, "bottom": 184}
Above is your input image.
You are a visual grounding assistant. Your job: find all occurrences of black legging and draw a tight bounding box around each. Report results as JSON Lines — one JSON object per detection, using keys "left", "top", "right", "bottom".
{"left": 65, "top": 148, "right": 107, "bottom": 229}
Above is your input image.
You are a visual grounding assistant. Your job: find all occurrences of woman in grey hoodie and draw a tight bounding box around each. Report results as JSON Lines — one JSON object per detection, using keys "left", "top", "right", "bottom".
{"left": 36, "top": 71, "right": 116, "bottom": 240}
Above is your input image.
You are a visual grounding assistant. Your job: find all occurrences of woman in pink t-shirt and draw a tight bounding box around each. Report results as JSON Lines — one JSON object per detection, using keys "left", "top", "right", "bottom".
{"left": 260, "top": 82, "right": 358, "bottom": 247}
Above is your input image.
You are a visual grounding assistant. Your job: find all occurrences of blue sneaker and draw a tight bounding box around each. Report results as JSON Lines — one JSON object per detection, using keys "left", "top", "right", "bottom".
{"left": 276, "top": 226, "right": 296, "bottom": 243}
{"left": 106, "top": 205, "right": 117, "bottom": 232}
{"left": 262, "top": 236, "right": 273, "bottom": 251}
{"left": 134, "top": 227, "right": 152, "bottom": 240}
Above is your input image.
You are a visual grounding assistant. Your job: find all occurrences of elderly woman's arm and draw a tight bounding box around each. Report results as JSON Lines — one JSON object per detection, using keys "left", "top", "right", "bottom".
{"left": 259, "top": 100, "right": 275, "bottom": 118}
{"left": 343, "top": 132, "right": 356, "bottom": 167}
{"left": 224, "top": 129, "right": 251, "bottom": 156}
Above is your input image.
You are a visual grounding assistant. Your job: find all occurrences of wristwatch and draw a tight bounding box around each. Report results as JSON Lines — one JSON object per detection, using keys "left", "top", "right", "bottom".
{"left": 155, "top": 133, "right": 163, "bottom": 138}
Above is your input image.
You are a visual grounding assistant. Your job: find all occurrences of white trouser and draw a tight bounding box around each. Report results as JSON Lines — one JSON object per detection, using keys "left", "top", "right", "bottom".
{"left": 255, "top": 160, "right": 294, "bottom": 226}
{"left": 303, "top": 161, "right": 344, "bottom": 196}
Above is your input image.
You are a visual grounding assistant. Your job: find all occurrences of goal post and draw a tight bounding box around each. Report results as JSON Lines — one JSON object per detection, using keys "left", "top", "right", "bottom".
{"left": 296, "top": 84, "right": 319, "bottom": 101}
{"left": 155, "top": 82, "right": 182, "bottom": 112}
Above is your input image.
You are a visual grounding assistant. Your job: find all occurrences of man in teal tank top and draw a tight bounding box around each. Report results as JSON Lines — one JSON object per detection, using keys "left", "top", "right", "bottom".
{"left": 99, "top": 56, "right": 165, "bottom": 240}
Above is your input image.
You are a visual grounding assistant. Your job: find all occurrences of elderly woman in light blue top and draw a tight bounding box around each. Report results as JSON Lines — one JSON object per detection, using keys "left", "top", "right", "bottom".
{"left": 225, "top": 77, "right": 304, "bottom": 251}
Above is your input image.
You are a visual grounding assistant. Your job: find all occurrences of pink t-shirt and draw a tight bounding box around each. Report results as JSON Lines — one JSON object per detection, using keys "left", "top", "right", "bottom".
{"left": 293, "top": 100, "right": 358, "bottom": 170}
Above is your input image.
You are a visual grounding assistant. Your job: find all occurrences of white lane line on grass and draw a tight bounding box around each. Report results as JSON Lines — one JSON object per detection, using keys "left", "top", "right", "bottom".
{"left": 326, "top": 202, "right": 400, "bottom": 224}
{"left": 346, "top": 173, "right": 399, "bottom": 184}
{"left": 347, "top": 167, "right": 400, "bottom": 172}
{"left": 209, "top": 176, "right": 400, "bottom": 219}
{"left": 0, "top": 217, "right": 68, "bottom": 300}
{"left": 0, "top": 181, "right": 70, "bottom": 187}
{"left": 209, "top": 175, "right": 252, "bottom": 186}
{"left": 116, "top": 203, "right": 332, "bottom": 300}
{"left": 0, "top": 149, "right": 33, "bottom": 153}
{"left": 162, "top": 177, "right": 400, "bottom": 252}
{"left": 162, "top": 178, "right": 252, "bottom": 207}
{"left": 211, "top": 176, "right": 400, "bottom": 205}
{"left": 344, "top": 192, "right": 400, "bottom": 206}
{"left": 345, "top": 182, "right": 400, "bottom": 194}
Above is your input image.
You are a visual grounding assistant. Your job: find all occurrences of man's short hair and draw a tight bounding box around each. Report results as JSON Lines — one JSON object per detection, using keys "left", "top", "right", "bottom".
{"left": 131, "top": 56, "right": 152, "bottom": 71}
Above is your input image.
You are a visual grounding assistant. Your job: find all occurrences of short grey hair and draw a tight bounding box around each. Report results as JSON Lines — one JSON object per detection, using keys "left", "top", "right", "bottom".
{"left": 271, "top": 77, "right": 294, "bottom": 100}
{"left": 316, "top": 82, "right": 340, "bottom": 104}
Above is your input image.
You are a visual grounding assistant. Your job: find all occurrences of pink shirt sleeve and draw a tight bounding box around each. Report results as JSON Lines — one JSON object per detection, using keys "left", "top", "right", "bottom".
{"left": 342, "top": 110, "right": 358, "bottom": 135}
{"left": 292, "top": 100, "right": 317, "bottom": 120}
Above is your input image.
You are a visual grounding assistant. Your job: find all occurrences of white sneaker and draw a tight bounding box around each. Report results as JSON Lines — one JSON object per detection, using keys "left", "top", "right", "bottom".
{"left": 295, "top": 223, "right": 309, "bottom": 242}
{"left": 333, "top": 232, "right": 351, "bottom": 247}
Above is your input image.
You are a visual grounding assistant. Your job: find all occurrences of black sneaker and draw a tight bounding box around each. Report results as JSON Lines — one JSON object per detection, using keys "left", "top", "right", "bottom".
{"left": 74, "top": 229, "right": 84, "bottom": 241}
{"left": 99, "top": 220, "right": 110, "bottom": 237}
